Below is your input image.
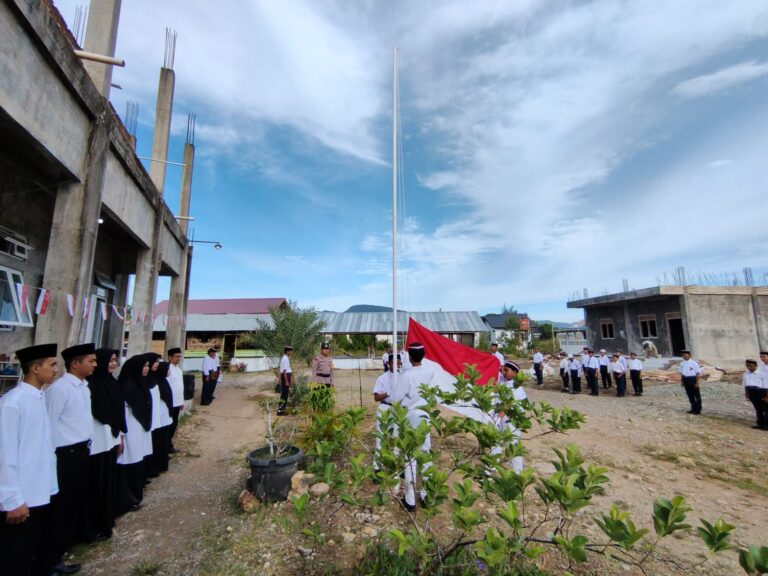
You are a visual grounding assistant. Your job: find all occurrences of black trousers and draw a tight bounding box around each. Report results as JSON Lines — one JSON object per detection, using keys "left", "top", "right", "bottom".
{"left": 599, "top": 365, "right": 612, "bottom": 388}
{"left": 169, "top": 406, "right": 182, "bottom": 449}
{"left": 615, "top": 373, "right": 627, "bottom": 397}
{"left": 682, "top": 376, "right": 702, "bottom": 413}
{"left": 148, "top": 426, "right": 171, "bottom": 477}
{"left": 533, "top": 363, "right": 543, "bottom": 385}
{"left": 201, "top": 375, "right": 217, "bottom": 405}
{"left": 746, "top": 387, "right": 767, "bottom": 427}
{"left": 0, "top": 504, "right": 49, "bottom": 576}
{"left": 115, "top": 460, "right": 145, "bottom": 516}
{"left": 560, "top": 368, "right": 569, "bottom": 390}
{"left": 630, "top": 370, "right": 643, "bottom": 395}
{"left": 569, "top": 371, "right": 581, "bottom": 393}
{"left": 585, "top": 367, "right": 598, "bottom": 395}
{"left": 38, "top": 441, "right": 90, "bottom": 571}
{"left": 278, "top": 373, "right": 290, "bottom": 411}
{"left": 84, "top": 445, "right": 119, "bottom": 542}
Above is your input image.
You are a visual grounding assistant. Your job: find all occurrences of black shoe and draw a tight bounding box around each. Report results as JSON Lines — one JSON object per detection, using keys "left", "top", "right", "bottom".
{"left": 53, "top": 562, "right": 81, "bottom": 575}
{"left": 687, "top": 410, "right": 695, "bottom": 414}
{"left": 169, "top": 447, "right": 179, "bottom": 454}
{"left": 589, "top": 393, "right": 598, "bottom": 396}
{"left": 128, "top": 503, "right": 143, "bottom": 512}
{"left": 692, "top": 411, "right": 701, "bottom": 415}
{"left": 751, "top": 425, "right": 763, "bottom": 429}
{"left": 400, "top": 497, "right": 415, "bottom": 513}
{"left": 561, "top": 388, "right": 570, "bottom": 393}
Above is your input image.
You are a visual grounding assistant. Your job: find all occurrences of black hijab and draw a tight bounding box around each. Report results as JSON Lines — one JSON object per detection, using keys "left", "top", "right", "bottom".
{"left": 118, "top": 354, "right": 152, "bottom": 431}
{"left": 155, "top": 361, "right": 174, "bottom": 415}
{"left": 143, "top": 353, "right": 162, "bottom": 390}
{"left": 88, "top": 348, "right": 127, "bottom": 438}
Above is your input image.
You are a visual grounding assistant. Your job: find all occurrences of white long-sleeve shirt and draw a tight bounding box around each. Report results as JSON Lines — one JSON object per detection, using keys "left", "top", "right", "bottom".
{"left": 679, "top": 359, "right": 701, "bottom": 377}
{"left": 533, "top": 352, "right": 543, "bottom": 364}
{"left": 583, "top": 356, "right": 599, "bottom": 370}
{"left": 598, "top": 354, "right": 611, "bottom": 367}
{"left": 390, "top": 364, "right": 433, "bottom": 412}
{"left": 45, "top": 372, "right": 92, "bottom": 448}
{"left": 202, "top": 355, "right": 218, "bottom": 376}
{"left": 167, "top": 363, "right": 185, "bottom": 407}
{"left": 0, "top": 383, "right": 58, "bottom": 510}
{"left": 630, "top": 359, "right": 643, "bottom": 371}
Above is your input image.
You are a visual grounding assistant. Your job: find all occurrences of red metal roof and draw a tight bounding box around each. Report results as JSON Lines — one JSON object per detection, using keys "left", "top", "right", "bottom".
{"left": 155, "top": 298, "right": 286, "bottom": 315}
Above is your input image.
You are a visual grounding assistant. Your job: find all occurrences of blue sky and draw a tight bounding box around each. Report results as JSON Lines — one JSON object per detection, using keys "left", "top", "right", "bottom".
{"left": 55, "top": 0, "right": 768, "bottom": 322}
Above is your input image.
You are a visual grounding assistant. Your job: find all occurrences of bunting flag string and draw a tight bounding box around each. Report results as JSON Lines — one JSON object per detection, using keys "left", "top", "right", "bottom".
{"left": 2, "top": 278, "right": 188, "bottom": 329}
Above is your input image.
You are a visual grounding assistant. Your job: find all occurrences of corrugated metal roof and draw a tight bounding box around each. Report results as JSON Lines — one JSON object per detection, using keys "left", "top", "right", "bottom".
{"left": 316, "top": 311, "right": 488, "bottom": 334}
{"left": 154, "top": 298, "right": 286, "bottom": 315}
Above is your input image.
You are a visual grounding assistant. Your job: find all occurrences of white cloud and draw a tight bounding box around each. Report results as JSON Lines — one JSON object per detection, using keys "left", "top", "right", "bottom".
{"left": 672, "top": 61, "right": 768, "bottom": 99}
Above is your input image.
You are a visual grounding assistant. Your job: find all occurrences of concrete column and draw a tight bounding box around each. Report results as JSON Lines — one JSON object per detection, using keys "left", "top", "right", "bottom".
{"left": 165, "top": 142, "right": 194, "bottom": 349}
{"left": 34, "top": 104, "right": 111, "bottom": 347}
{"left": 127, "top": 243, "right": 160, "bottom": 356}
{"left": 82, "top": 0, "right": 122, "bottom": 98}
{"left": 149, "top": 68, "right": 175, "bottom": 194}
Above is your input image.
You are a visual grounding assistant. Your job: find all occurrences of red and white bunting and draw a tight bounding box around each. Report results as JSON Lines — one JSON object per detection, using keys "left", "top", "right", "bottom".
{"left": 35, "top": 289, "right": 50, "bottom": 315}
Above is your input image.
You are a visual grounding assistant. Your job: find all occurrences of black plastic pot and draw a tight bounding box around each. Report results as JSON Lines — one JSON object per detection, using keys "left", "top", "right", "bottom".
{"left": 247, "top": 445, "right": 304, "bottom": 502}
{"left": 183, "top": 374, "right": 196, "bottom": 401}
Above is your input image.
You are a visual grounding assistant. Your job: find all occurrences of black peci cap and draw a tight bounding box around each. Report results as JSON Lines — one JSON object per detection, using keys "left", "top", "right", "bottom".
{"left": 168, "top": 347, "right": 182, "bottom": 356}
{"left": 407, "top": 342, "right": 425, "bottom": 351}
{"left": 503, "top": 361, "right": 520, "bottom": 372}
{"left": 16, "top": 343, "right": 58, "bottom": 365}
{"left": 61, "top": 343, "right": 96, "bottom": 361}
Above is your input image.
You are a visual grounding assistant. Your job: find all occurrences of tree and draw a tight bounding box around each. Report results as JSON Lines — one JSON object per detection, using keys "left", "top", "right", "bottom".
{"left": 538, "top": 322, "right": 553, "bottom": 340}
{"left": 504, "top": 315, "right": 521, "bottom": 331}
{"left": 239, "top": 300, "right": 325, "bottom": 366}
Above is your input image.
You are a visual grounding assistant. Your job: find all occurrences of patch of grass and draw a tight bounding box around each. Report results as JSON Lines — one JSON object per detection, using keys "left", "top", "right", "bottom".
{"left": 639, "top": 444, "right": 680, "bottom": 463}
{"left": 131, "top": 560, "right": 163, "bottom": 576}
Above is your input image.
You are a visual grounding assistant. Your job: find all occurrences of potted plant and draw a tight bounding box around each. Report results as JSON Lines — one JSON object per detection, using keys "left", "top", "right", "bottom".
{"left": 246, "top": 400, "right": 304, "bottom": 502}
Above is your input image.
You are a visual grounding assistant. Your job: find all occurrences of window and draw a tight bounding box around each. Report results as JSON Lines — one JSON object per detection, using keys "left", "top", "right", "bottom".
{"left": 600, "top": 319, "right": 614, "bottom": 339}
{"left": 0, "top": 266, "right": 33, "bottom": 327}
{"left": 639, "top": 315, "right": 658, "bottom": 338}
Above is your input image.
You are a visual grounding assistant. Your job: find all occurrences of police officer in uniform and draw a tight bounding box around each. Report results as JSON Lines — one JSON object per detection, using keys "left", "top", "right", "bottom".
{"left": 311, "top": 342, "right": 334, "bottom": 387}
{"left": 0, "top": 344, "right": 59, "bottom": 576}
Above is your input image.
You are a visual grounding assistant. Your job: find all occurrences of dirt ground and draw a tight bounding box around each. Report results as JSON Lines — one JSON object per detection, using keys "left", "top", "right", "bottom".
{"left": 74, "top": 367, "right": 767, "bottom": 575}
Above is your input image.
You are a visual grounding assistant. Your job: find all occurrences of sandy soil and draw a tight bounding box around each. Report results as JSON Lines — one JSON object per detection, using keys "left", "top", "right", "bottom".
{"left": 74, "top": 368, "right": 767, "bottom": 576}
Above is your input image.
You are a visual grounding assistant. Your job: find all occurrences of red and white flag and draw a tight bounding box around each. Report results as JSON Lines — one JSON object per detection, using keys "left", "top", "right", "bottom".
{"left": 405, "top": 318, "right": 500, "bottom": 387}
{"left": 35, "top": 289, "right": 50, "bottom": 315}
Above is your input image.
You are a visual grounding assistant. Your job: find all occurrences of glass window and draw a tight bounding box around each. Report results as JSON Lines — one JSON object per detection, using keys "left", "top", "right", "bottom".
{"left": 600, "top": 319, "right": 614, "bottom": 339}
{"left": 639, "top": 315, "right": 658, "bottom": 338}
{"left": 0, "top": 266, "right": 33, "bottom": 327}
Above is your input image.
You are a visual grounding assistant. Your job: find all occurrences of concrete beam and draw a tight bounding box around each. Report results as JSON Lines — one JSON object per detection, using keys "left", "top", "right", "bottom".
{"left": 149, "top": 67, "right": 175, "bottom": 194}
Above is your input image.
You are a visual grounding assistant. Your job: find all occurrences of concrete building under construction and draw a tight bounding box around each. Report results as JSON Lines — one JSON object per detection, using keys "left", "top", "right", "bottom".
{"left": 0, "top": 0, "right": 194, "bottom": 375}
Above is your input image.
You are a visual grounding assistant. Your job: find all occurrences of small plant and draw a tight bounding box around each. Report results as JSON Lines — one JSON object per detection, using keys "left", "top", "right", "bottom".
{"left": 288, "top": 373, "right": 310, "bottom": 408}
{"left": 306, "top": 382, "right": 335, "bottom": 413}
{"left": 131, "top": 560, "right": 163, "bottom": 576}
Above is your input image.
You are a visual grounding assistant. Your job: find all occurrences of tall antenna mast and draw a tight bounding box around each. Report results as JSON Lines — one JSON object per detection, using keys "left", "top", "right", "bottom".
{"left": 392, "top": 47, "right": 398, "bottom": 388}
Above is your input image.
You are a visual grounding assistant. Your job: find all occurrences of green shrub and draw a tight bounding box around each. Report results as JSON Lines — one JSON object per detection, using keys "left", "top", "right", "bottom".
{"left": 307, "top": 382, "right": 335, "bottom": 413}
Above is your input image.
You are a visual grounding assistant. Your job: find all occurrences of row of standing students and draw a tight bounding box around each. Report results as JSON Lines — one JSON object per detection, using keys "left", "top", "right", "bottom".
{"left": 0, "top": 343, "right": 185, "bottom": 576}
{"left": 558, "top": 349, "right": 645, "bottom": 397}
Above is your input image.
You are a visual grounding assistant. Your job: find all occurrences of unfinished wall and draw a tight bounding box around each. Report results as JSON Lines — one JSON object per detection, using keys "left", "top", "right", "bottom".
{"left": 684, "top": 293, "right": 759, "bottom": 364}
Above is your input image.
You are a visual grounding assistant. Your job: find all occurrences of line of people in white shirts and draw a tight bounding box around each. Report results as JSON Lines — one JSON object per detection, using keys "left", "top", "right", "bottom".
{"left": 373, "top": 344, "right": 526, "bottom": 512}
{"left": 0, "top": 343, "right": 187, "bottom": 576}
{"left": 558, "top": 348, "right": 643, "bottom": 398}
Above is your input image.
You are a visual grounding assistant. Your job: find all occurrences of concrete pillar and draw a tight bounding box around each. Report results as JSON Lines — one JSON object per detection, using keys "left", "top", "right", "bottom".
{"left": 127, "top": 65, "right": 176, "bottom": 356}
{"left": 82, "top": 0, "right": 122, "bottom": 98}
{"left": 34, "top": 104, "right": 111, "bottom": 347}
{"left": 149, "top": 68, "right": 175, "bottom": 194}
{"left": 165, "top": 142, "right": 194, "bottom": 349}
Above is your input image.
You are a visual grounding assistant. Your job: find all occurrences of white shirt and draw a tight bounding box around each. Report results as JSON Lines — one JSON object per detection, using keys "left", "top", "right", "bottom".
{"left": 679, "top": 359, "right": 701, "bottom": 377}
{"left": 390, "top": 364, "right": 433, "bottom": 412}
{"left": 150, "top": 386, "right": 172, "bottom": 429}
{"left": 598, "top": 354, "right": 611, "bottom": 367}
{"left": 201, "top": 355, "right": 218, "bottom": 376}
{"left": 167, "top": 363, "right": 185, "bottom": 407}
{"left": 0, "top": 382, "right": 58, "bottom": 509}
{"left": 492, "top": 351, "right": 504, "bottom": 366}
{"left": 584, "top": 356, "right": 599, "bottom": 369}
{"left": 373, "top": 371, "right": 394, "bottom": 403}
{"left": 90, "top": 418, "right": 120, "bottom": 455}
{"left": 45, "top": 372, "right": 92, "bottom": 448}
{"left": 400, "top": 353, "right": 412, "bottom": 373}
{"left": 618, "top": 355, "right": 628, "bottom": 368}
{"left": 630, "top": 359, "right": 643, "bottom": 371}
{"left": 559, "top": 358, "right": 569, "bottom": 371}
{"left": 611, "top": 361, "right": 625, "bottom": 375}
{"left": 533, "top": 352, "right": 543, "bottom": 364}
{"left": 743, "top": 370, "right": 767, "bottom": 390}
{"left": 279, "top": 354, "right": 292, "bottom": 375}
{"left": 567, "top": 360, "right": 582, "bottom": 373}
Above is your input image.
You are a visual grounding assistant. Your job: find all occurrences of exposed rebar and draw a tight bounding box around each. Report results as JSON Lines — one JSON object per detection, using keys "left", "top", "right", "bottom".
{"left": 164, "top": 28, "right": 177, "bottom": 70}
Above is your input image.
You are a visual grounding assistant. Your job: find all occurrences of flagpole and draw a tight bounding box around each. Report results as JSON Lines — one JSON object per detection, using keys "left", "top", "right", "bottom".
{"left": 392, "top": 47, "right": 398, "bottom": 388}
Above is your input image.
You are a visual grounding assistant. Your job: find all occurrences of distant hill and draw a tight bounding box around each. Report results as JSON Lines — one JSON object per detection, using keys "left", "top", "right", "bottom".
{"left": 345, "top": 304, "right": 407, "bottom": 313}
{"left": 534, "top": 320, "right": 580, "bottom": 330}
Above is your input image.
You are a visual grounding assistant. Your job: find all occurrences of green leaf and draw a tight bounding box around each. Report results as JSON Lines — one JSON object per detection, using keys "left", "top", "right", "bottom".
{"left": 697, "top": 518, "right": 735, "bottom": 554}
{"left": 554, "top": 534, "right": 589, "bottom": 563}
{"left": 739, "top": 545, "right": 768, "bottom": 574}
{"left": 653, "top": 496, "right": 692, "bottom": 537}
